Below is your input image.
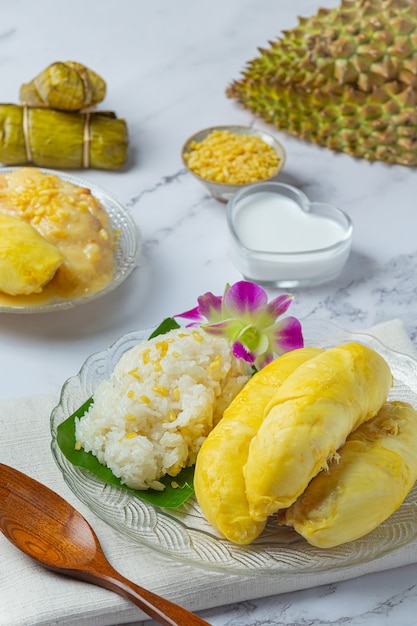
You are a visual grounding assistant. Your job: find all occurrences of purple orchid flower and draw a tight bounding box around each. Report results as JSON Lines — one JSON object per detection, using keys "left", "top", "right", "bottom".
{"left": 176, "top": 281, "right": 303, "bottom": 369}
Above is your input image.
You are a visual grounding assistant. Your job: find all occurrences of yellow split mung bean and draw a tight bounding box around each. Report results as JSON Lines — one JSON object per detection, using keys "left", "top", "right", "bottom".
{"left": 183, "top": 129, "right": 280, "bottom": 184}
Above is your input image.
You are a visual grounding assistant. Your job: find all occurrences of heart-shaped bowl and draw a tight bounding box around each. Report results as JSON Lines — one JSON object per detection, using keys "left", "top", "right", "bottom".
{"left": 227, "top": 181, "right": 353, "bottom": 287}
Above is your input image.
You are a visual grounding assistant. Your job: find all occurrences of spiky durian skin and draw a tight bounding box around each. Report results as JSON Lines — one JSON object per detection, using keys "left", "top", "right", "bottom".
{"left": 227, "top": 0, "right": 417, "bottom": 165}
{"left": 280, "top": 401, "right": 417, "bottom": 548}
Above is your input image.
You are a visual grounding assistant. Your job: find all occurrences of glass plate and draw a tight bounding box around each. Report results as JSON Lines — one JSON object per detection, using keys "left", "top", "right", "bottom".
{"left": 50, "top": 319, "right": 417, "bottom": 576}
{"left": 0, "top": 168, "right": 141, "bottom": 313}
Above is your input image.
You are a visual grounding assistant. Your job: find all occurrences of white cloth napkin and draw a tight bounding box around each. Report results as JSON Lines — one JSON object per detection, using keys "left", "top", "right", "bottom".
{"left": 1, "top": 319, "right": 417, "bottom": 626}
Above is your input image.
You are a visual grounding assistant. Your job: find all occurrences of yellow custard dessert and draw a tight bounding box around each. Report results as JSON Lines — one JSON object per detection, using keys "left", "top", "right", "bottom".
{"left": 0, "top": 167, "right": 115, "bottom": 307}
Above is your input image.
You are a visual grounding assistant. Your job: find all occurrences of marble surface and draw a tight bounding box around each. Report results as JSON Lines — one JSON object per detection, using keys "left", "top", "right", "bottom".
{"left": 1, "top": 0, "right": 417, "bottom": 624}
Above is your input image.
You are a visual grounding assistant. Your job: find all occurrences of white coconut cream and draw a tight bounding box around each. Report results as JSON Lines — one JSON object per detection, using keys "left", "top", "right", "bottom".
{"left": 227, "top": 183, "right": 353, "bottom": 287}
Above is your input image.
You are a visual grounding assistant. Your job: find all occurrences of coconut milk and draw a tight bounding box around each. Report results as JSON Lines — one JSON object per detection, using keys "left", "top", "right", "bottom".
{"left": 233, "top": 191, "right": 346, "bottom": 253}
{"left": 228, "top": 188, "right": 353, "bottom": 287}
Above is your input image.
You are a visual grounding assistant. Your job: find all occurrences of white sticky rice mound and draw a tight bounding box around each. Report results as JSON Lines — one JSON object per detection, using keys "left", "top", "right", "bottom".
{"left": 75, "top": 327, "right": 251, "bottom": 490}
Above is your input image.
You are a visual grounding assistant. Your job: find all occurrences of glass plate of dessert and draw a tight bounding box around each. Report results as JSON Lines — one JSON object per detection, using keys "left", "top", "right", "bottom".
{"left": 50, "top": 319, "right": 417, "bottom": 576}
{"left": 0, "top": 167, "right": 141, "bottom": 313}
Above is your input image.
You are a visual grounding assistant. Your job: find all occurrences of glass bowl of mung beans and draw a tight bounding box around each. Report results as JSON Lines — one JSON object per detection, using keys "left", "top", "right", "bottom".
{"left": 181, "top": 125, "right": 286, "bottom": 203}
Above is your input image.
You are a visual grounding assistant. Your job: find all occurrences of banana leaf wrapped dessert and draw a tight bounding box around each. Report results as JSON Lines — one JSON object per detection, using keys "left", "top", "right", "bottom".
{"left": 0, "top": 104, "right": 128, "bottom": 169}
{"left": 20, "top": 61, "right": 106, "bottom": 111}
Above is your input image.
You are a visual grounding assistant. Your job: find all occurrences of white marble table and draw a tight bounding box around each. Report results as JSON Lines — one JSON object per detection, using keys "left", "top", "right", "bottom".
{"left": 1, "top": 1, "right": 417, "bottom": 624}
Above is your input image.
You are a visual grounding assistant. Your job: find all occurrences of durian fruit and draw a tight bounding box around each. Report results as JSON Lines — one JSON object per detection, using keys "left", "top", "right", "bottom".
{"left": 226, "top": 0, "right": 417, "bottom": 166}
{"left": 194, "top": 347, "right": 323, "bottom": 545}
{"left": 280, "top": 401, "right": 417, "bottom": 548}
{"left": 244, "top": 342, "right": 393, "bottom": 522}
{"left": 0, "top": 212, "right": 64, "bottom": 295}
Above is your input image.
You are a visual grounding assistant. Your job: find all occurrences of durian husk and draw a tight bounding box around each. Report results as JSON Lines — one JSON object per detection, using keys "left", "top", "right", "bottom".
{"left": 0, "top": 104, "right": 128, "bottom": 170}
{"left": 20, "top": 61, "right": 106, "bottom": 111}
{"left": 226, "top": 0, "right": 417, "bottom": 166}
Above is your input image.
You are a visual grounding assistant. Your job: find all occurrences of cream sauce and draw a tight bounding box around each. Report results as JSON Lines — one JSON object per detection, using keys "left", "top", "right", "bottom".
{"left": 0, "top": 168, "right": 115, "bottom": 309}
{"left": 233, "top": 191, "right": 346, "bottom": 253}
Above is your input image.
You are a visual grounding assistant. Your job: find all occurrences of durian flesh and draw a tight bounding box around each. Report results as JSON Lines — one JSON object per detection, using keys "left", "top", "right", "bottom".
{"left": 226, "top": 0, "right": 417, "bottom": 165}
{"left": 280, "top": 401, "right": 417, "bottom": 548}
{"left": 244, "top": 342, "right": 393, "bottom": 521}
{"left": 0, "top": 212, "right": 64, "bottom": 295}
{"left": 195, "top": 341, "right": 395, "bottom": 545}
{"left": 194, "top": 347, "right": 323, "bottom": 545}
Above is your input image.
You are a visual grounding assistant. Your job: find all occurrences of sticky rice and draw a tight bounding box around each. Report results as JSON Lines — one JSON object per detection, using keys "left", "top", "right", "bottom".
{"left": 75, "top": 327, "right": 251, "bottom": 490}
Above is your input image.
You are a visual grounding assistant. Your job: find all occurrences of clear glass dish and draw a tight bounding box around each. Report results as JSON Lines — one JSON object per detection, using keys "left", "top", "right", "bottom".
{"left": 50, "top": 319, "right": 417, "bottom": 576}
{"left": 227, "top": 181, "right": 353, "bottom": 288}
{"left": 0, "top": 168, "right": 141, "bottom": 313}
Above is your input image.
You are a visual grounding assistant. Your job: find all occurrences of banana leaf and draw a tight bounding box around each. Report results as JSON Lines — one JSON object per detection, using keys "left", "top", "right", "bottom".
{"left": 0, "top": 104, "right": 128, "bottom": 170}
{"left": 20, "top": 61, "right": 106, "bottom": 111}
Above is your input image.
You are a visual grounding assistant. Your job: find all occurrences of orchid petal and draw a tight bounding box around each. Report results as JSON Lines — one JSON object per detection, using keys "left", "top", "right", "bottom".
{"left": 223, "top": 281, "right": 268, "bottom": 323}
{"left": 232, "top": 341, "right": 255, "bottom": 364}
{"left": 202, "top": 318, "right": 245, "bottom": 342}
{"left": 266, "top": 294, "right": 294, "bottom": 319}
{"left": 197, "top": 291, "right": 224, "bottom": 323}
{"left": 237, "top": 325, "right": 269, "bottom": 355}
{"left": 252, "top": 294, "right": 295, "bottom": 328}
{"left": 175, "top": 305, "right": 206, "bottom": 323}
{"left": 267, "top": 317, "right": 304, "bottom": 354}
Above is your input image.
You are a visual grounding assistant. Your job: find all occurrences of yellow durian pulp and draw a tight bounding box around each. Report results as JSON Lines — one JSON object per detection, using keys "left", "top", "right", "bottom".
{"left": 0, "top": 212, "right": 64, "bottom": 295}
{"left": 281, "top": 401, "right": 417, "bottom": 548}
{"left": 194, "top": 347, "right": 323, "bottom": 544}
{"left": 244, "top": 342, "right": 393, "bottom": 521}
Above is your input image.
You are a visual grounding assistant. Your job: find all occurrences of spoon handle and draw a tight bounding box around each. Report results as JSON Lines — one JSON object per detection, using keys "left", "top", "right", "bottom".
{"left": 74, "top": 562, "right": 210, "bottom": 626}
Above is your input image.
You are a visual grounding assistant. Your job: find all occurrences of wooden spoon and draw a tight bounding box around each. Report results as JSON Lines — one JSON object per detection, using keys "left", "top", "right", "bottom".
{"left": 0, "top": 463, "right": 210, "bottom": 626}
